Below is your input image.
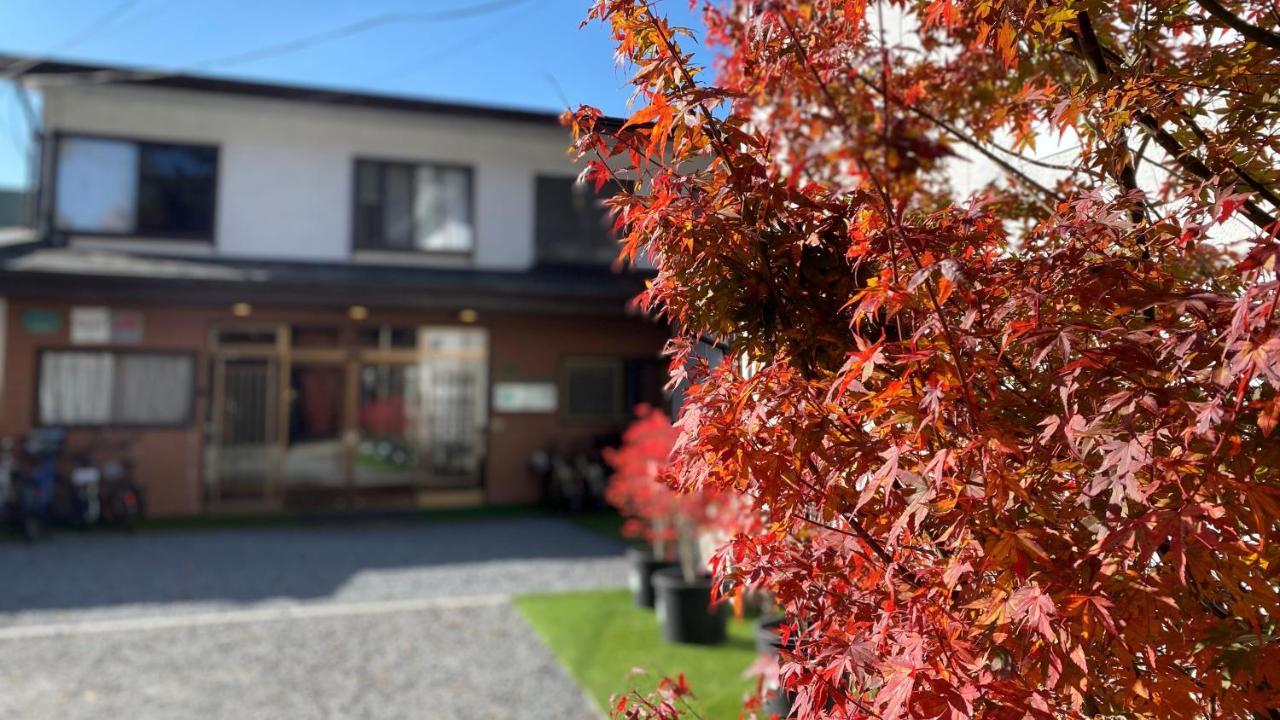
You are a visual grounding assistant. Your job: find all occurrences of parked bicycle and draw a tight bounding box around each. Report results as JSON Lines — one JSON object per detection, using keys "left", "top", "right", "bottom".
{"left": 1, "top": 429, "right": 146, "bottom": 537}
{"left": 0, "top": 430, "right": 61, "bottom": 541}
{"left": 61, "top": 431, "right": 145, "bottom": 530}
{"left": 98, "top": 436, "right": 145, "bottom": 529}
{"left": 531, "top": 433, "right": 619, "bottom": 513}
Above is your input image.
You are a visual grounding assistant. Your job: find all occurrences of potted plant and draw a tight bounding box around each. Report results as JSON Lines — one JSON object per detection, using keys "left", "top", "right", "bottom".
{"left": 604, "top": 404, "right": 682, "bottom": 608}
{"left": 610, "top": 406, "right": 732, "bottom": 644}
{"left": 650, "top": 547, "right": 728, "bottom": 645}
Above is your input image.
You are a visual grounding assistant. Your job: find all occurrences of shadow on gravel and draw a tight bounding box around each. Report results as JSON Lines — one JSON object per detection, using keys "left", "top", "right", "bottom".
{"left": 0, "top": 516, "right": 624, "bottom": 615}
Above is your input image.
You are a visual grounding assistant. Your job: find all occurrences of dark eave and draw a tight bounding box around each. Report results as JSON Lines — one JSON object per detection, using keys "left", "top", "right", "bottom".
{"left": 0, "top": 246, "right": 651, "bottom": 318}
{"left": 0, "top": 55, "right": 626, "bottom": 131}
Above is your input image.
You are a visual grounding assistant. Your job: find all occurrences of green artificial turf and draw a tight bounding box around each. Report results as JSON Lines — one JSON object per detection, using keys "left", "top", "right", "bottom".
{"left": 515, "top": 589, "right": 758, "bottom": 719}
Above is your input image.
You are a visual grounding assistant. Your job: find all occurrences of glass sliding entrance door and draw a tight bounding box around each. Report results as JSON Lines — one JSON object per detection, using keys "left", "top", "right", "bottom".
{"left": 354, "top": 327, "right": 488, "bottom": 492}
{"left": 354, "top": 363, "right": 423, "bottom": 488}
{"left": 282, "top": 360, "right": 347, "bottom": 492}
{"left": 206, "top": 322, "right": 487, "bottom": 512}
{"left": 207, "top": 356, "right": 280, "bottom": 505}
{"left": 419, "top": 327, "right": 488, "bottom": 484}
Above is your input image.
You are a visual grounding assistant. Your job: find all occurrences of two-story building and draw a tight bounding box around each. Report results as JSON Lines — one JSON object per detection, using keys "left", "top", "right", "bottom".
{"left": 0, "top": 56, "right": 668, "bottom": 516}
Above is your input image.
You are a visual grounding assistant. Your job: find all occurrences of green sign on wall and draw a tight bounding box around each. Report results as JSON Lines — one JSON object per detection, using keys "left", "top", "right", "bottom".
{"left": 21, "top": 308, "right": 61, "bottom": 335}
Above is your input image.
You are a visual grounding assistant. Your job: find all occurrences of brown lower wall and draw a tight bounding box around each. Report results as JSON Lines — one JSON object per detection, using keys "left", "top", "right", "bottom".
{"left": 0, "top": 297, "right": 668, "bottom": 516}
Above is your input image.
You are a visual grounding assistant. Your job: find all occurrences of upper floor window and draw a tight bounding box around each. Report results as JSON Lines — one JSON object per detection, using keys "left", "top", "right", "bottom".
{"left": 354, "top": 159, "right": 473, "bottom": 253}
{"left": 535, "top": 176, "right": 628, "bottom": 267}
{"left": 54, "top": 135, "right": 217, "bottom": 239}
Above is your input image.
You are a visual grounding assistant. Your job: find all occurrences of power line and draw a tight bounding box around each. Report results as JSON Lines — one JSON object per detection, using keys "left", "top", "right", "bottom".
{"left": 2, "top": 0, "right": 146, "bottom": 80}
{"left": 2, "top": 85, "right": 31, "bottom": 160}
{"left": 190, "top": 0, "right": 537, "bottom": 71}
{"left": 366, "top": 0, "right": 539, "bottom": 84}
{"left": 57, "top": 0, "right": 147, "bottom": 52}
{"left": 10, "top": 0, "right": 538, "bottom": 91}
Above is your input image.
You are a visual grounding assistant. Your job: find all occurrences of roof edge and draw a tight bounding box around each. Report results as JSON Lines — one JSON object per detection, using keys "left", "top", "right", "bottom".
{"left": 0, "top": 54, "right": 627, "bottom": 130}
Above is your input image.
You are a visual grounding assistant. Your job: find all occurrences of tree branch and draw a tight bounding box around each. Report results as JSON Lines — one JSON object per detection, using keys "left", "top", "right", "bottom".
{"left": 851, "top": 73, "right": 1066, "bottom": 207}
{"left": 1064, "top": 15, "right": 1280, "bottom": 233}
{"left": 1074, "top": 11, "right": 1148, "bottom": 231}
{"left": 1194, "top": 0, "right": 1280, "bottom": 50}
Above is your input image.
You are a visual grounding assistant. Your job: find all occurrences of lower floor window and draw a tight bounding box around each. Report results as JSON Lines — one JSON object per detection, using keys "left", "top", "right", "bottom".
{"left": 38, "top": 350, "right": 194, "bottom": 426}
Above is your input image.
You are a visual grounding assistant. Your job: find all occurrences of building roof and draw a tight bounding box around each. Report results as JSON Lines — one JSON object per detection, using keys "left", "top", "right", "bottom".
{"left": 0, "top": 55, "right": 625, "bottom": 130}
{"left": 0, "top": 244, "right": 650, "bottom": 317}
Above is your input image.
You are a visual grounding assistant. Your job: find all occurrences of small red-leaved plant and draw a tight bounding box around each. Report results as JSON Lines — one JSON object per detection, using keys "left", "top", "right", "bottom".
{"left": 605, "top": 404, "right": 726, "bottom": 581}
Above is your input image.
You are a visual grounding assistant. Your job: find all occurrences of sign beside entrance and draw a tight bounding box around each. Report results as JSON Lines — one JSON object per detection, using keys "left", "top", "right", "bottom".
{"left": 70, "top": 306, "right": 111, "bottom": 344}
{"left": 492, "top": 381, "right": 557, "bottom": 413}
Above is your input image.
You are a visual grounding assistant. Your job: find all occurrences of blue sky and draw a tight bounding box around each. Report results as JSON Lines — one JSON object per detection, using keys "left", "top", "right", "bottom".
{"left": 0, "top": 0, "right": 710, "bottom": 189}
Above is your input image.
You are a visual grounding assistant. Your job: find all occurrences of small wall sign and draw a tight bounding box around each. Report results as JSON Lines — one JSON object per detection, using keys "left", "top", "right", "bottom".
{"left": 492, "top": 381, "right": 557, "bottom": 413}
{"left": 70, "top": 306, "right": 111, "bottom": 345}
{"left": 111, "top": 310, "right": 144, "bottom": 344}
{"left": 21, "top": 308, "right": 60, "bottom": 335}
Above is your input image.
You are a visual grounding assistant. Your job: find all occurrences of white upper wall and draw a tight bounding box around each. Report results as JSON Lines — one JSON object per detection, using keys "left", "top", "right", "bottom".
{"left": 40, "top": 83, "right": 587, "bottom": 270}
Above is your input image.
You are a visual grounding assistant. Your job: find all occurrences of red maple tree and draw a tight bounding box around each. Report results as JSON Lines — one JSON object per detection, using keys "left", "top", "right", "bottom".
{"left": 606, "top": 403, "right": 742, "bottom": 580}
{"left": 572, "top": 0, "right": 1280, "bottom": 717}
{"left": 605, "top": 404, "right": 689, "bottom": 553}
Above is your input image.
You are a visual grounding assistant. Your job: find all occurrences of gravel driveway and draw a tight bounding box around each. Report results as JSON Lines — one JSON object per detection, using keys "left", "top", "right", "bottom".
{"left": 0, "top": 516, "right": 626, "bottom": 720}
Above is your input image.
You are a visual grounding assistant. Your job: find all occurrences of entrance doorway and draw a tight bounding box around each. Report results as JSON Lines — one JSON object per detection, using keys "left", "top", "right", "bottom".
{"left": 205, "top": 322, "right": 488, "bottom": 512}
{"left": 284, "top": 362, "right": 346, "bottom": 488}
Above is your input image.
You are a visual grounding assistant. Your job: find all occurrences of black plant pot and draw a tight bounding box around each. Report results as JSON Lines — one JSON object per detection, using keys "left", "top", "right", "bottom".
{"left": 652, "top": 567, "right": 728, "bottom": 645}
{"left": 755, "top": 615, "right": 794, "bottom": 718}
{"left": 626, "top": 546, "right": 677, "bottom": 608}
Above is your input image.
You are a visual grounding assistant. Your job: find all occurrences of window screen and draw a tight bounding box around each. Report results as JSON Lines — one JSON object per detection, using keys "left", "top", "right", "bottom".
{"left": 354, "top": 160, "right": 474, "bottom": 252}
{"left": 38, "top": 351, "right": 194, "bottom": 426}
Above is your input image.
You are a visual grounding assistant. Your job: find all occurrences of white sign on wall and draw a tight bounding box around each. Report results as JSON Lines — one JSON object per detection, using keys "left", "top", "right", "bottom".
{"left": 492, "top": 382, "right": 557, "bottom": 413}
{"left": 70, "top": 306, "right": 112, "bottom": 345}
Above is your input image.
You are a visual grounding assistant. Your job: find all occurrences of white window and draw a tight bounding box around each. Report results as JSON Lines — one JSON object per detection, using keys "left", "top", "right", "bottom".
{"left": 39, "top": 351, "right": 194, "bottom": 426}
{"left": 55, "top": 137, "right": 139, "bottom": 233}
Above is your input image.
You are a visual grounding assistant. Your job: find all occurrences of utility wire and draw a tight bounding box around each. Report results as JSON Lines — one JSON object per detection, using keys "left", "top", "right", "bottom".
{"left": 2, "top": 0, "right": 146, "bottom": 80}
{"left": 13, "top": 0, "right": 537, "bottom": 90}
{"left": 366, "top": 0, "right": 539, "bottom": 84}
{"left": 190, "top": 0, "right": 536, "bottom": 70}
{"left": 57, "top": 0, "right": 147, "bottom": 52}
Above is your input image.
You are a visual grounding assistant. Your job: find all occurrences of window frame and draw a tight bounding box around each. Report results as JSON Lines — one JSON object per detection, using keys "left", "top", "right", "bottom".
{"left": 350, "top": 156, "right": 476, "bottom": 256}
{"left": 534, "top": 174, "right": 631, "bottom": 267}
{"left": 33, "top": 347, "right": 198, "bottom": 429}
{"left": 559, "top": 355, "right": 626, "bottom": 424}
{"left": 50, "top": 131, "right": 220, "bottom": 242}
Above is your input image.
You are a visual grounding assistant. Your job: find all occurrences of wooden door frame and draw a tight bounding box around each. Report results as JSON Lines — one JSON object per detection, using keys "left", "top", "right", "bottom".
{"left": 206, "top": 320, "right": 491, "bottom": 511}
